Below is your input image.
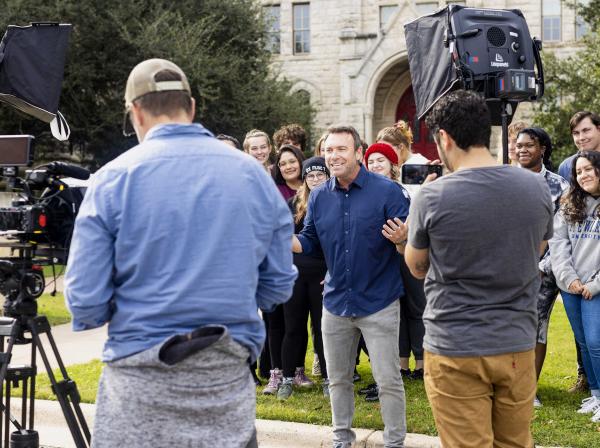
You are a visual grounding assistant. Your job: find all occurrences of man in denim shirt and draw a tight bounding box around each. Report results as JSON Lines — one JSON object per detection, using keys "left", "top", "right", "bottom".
{"left": 293, "top": 125, "right": 410, "bottom": 448}
{"left": 65, "top": 59, "right": 297, "bottom": 447}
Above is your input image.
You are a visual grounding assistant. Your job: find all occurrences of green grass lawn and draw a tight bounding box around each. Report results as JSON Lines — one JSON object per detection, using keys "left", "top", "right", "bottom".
{"left": 27, "top": 302, "right": 599, "bottom": 447}
{"left": 37, "top": 292, "right": 72, "bottom": 326}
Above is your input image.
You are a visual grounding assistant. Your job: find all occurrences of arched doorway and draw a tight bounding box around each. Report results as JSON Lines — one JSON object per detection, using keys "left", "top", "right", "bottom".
{"left": 395, "top": 85, "right": 438, "bottom": 161}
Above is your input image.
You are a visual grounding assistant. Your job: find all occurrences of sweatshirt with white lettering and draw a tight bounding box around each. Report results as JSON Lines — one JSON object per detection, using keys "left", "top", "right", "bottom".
{"left": 550, "top": 195, "right": 600, "bottom": 296}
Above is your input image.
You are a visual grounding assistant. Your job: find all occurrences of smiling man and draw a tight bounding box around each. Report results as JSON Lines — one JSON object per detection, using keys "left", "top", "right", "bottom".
{"left": 558, "top": 111, "right": 600, "bottom": 181}
{"left": 292, "top": 125, "right": 410, "bottom": 448}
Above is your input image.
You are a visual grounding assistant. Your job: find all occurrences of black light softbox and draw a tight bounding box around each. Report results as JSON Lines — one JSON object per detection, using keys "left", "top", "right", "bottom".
{"left": 0, "top": 23, "right": 71, "bottom": 123}
{"left": 405, "top": 6, "right": 543, "bottom": 125}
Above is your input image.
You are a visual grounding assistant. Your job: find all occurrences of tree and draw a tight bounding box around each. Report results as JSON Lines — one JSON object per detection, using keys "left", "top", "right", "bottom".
{"left": 0, "top": 0, "right": 314, "bottom": 169}
{"left": 532, "top": 0, "right": 600, "bottom": 165}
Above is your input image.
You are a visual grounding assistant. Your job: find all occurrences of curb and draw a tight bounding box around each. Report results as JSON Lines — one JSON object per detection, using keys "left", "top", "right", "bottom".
{"left": 12, "top": 399, "right": 442, "bottom": 448}
{"left": 9, "top": 400, "right": 562, "bottom": 448}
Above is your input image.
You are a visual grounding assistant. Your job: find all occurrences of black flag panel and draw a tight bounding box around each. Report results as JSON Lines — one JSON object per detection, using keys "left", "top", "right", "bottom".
{"left": 404, "top": 6, "right": 543, "bottom": 125}
{"left": 0, "top": 23, "right": 71, "bottom": 123}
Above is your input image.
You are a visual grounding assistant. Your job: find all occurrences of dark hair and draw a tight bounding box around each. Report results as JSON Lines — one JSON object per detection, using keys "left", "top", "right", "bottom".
{"left": 135, "top": 69, "right": 193, "bottom": 117}
{"left": 272, "top": 144, "right": 306, "bottom": 185}
{"left": 216, "top": 134, "right": 241, "bottom": 149}
{"left": 518, "top": 127, "right": 554, "bottom": 172}
{"left": 324, "top": 125, "right": 362, "bottom": 151}
{"left": 273, "top": 124, "right": 307, "bottom": 152}
{"left": 562, "top": 150, "right": 600, "bottom": 224}
{"left": 425, "top": 90, "right": 491, "bottom": 150}
{"left": 569, "top": 111, "right": 600, "bottom": 133}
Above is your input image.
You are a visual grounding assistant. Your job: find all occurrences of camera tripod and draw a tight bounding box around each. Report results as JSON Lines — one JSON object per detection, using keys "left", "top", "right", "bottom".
{"left": 0, "top": 310, "right": 91, "bottom": 448}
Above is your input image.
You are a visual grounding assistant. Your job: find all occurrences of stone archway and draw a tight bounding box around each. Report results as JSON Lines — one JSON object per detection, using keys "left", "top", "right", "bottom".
{"left": 369, "top": 58, "right": 437, "bottom": 159}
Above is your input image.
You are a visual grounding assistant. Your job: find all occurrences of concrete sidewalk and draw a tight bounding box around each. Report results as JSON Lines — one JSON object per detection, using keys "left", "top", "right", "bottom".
{"left": 6, "top": 319, "right": 442, "bottom": 447}
{"left": 10, "top": 399, "right": 441, "bottom": 448}
{"left": 4, "top": 290, "right": 557, "bottom": 448}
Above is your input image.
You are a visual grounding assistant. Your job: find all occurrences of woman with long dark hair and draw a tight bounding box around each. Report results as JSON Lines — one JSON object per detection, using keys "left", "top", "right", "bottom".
{"left": 272, "top": 144, "right": 305, "bottom": 200}
{"left": 263, "top": 145, "right": 310, "bottom": 395}
{"left": 278, "top": 157, "right": 330, "bottom": 400}
{"left": 550, "top": 150, "right": 600, "bottom": 422}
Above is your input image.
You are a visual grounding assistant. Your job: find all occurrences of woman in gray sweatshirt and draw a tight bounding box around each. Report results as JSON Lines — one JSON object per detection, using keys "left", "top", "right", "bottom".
{"left": 550, "top": 150, "right": 600, "bottom": 422}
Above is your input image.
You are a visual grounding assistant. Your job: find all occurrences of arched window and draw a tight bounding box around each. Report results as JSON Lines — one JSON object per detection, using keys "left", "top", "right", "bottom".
{"left": 294, "top": 89, "right": 311, "bottom": 104}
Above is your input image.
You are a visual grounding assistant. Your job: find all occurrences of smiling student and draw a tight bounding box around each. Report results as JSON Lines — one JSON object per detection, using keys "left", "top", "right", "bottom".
{"left": 550, "top": 150, "right": 600, "bottom": 423}
{"left": 272, "top": 144, "right": 306, "bottom": 201}
{"left": 243, "top": 129, "right": 273, "bottom": 170}
{"left": 516, "top": 127, "right": 569, "bottom": 408}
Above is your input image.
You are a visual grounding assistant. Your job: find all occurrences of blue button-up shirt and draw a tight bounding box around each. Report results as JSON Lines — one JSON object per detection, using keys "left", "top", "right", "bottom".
{"left": 65, "top": 123, "right": 297, "bottom": 362}
{"left": 297, "top": 165, "right": 410, "bottom": 317}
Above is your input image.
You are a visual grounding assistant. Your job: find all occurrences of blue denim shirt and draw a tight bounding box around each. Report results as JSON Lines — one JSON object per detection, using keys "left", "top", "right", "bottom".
{"left": 558, "top": 154, "right": 575, "bottom": 183}
{"left": 297, "top": 165, "right": 409, "bottom": 317}
{"left": 65, "top": 123, "right": 297, "bottom": 362}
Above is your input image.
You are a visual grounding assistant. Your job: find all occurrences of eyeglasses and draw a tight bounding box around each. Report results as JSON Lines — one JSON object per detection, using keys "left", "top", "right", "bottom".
{"left": 306, "top": 172, "right": 327, "bottom": 181}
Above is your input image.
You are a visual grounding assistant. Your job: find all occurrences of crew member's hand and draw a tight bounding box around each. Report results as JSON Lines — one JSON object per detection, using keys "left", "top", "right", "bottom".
{"left": 424, "top": 159, "right": 443, "bottom": 184}
{"left": 382, "top": 217, "right": 408, "bottom": 244}
{"left": 568, "top": 279, "right": 584, "bottom": 294}
{"left": 582, "top": 285, "right": 593, "bottom": 300}
{"left": 423, "top": 173, "right": 438, "bottom": 184}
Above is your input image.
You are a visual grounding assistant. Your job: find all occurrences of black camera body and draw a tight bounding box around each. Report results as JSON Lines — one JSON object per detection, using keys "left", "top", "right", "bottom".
{"left": 0, "top": 204, "right": 46, "bottom": 234}
{"left": 0, "top": 161, "right": 88, "bottom": 317}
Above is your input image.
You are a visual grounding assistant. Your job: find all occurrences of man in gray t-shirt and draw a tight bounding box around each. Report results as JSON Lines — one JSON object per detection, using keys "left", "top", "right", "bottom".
{"left": 403, "top": 90, "right": 553, "bottom": 448}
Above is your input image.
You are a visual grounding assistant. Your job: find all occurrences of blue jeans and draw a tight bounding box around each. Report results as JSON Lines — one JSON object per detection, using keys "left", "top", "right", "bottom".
{"left": 561, "top": 291, "right": 600, "bottom": 391}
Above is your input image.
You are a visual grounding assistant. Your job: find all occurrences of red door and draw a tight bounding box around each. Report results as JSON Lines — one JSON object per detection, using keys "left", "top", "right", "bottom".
{"left": 395, "top": 85, "right": 438, "bottom": 161}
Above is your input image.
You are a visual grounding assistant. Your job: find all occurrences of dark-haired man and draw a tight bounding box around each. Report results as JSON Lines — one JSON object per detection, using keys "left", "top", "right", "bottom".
{"left": 292, "top": 125, "right": 409, "bottom": 448}
{"left": 65, "top": 59, "right": 297, "bottom": 447}
{"left": 403, "top": 90, "right": 553, "bottom": 447}
{"left": 273, "top": 123, "right": 307, "bottom": 152}
{"left": 558, "top": 111, "right": 600, "bottom": 181}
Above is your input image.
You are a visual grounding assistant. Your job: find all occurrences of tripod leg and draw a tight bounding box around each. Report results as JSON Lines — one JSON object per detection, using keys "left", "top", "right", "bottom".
{"left": 27, "top": 316, "right": 91, "bottom": 448}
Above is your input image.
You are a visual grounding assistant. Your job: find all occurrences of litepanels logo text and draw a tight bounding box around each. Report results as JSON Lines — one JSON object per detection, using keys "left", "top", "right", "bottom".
{"left": 490, "top": 53, "right": 509, "bottom": 68}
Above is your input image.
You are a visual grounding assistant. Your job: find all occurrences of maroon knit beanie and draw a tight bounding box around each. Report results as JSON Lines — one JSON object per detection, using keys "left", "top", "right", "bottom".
{"left": 364, "top": 142, "right": 399, "bottom": 168}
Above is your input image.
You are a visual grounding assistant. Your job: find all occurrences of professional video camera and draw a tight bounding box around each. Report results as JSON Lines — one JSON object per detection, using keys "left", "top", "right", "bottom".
{"left": 0, "top": 22, "right": 91, "bottom": 448}
{"left": 0, "top": 134, "right": 89, "bottom": 318}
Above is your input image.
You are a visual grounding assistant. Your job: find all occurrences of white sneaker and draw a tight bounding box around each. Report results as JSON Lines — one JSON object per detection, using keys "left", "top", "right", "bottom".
{"left": 533, "top": 395, "right": 543, "bottom": 408}
{"left": 592, "top": 407, "right": 600, "bottom": 423}
{"left": 577, "top": 396, "right": 600, "bottom": 414}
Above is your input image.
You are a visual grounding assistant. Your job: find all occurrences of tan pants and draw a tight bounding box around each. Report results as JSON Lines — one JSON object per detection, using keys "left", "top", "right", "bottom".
{"left": 424, "top": 350, "right": 535, "bottom": 448}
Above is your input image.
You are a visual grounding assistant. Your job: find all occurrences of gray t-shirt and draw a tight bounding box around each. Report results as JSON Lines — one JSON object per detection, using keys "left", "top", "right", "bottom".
{"left": 408, "top": 165, "right": 553, "bottom": 357}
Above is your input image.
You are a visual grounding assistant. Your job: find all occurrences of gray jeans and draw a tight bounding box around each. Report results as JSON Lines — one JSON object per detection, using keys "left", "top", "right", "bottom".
{"left": 92, "top": 326, "right": 256, "bottom": 448}
{"left": 322, "top": 300, "right": 406, "bottom": 448}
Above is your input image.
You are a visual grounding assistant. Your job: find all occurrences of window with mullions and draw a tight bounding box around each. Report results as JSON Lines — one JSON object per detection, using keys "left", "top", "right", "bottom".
{"left": 264, "top": 5, "right": 281, "bottom": 53}
{"left": 380, "top": 5, "right": 399, "bottom": 29}
{"left": 576, "top": 0, "right": 590, "bottom": 40}
{"left": 415, "top": 1, "right": 439, "bottom": 15}
{"left": 542, "top": 0, "right": 561, "bottom": 42}
{"left": 293, "top": 3, "right": 310, "bottom": 54}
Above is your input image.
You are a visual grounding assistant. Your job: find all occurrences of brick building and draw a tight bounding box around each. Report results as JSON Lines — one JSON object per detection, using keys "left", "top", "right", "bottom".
{"left": 262, "top": 0, "right": 588, "bottom": 156}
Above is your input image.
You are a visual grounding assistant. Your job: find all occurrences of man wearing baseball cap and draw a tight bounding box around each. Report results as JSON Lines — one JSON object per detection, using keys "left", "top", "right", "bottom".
{"left": 65, "top": 59, "right": 297, "bottom": 446}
